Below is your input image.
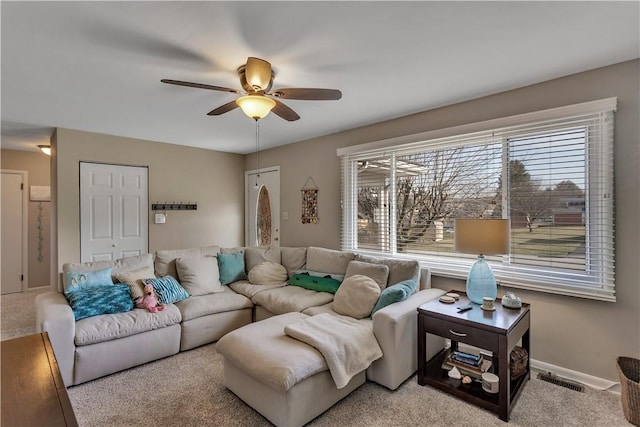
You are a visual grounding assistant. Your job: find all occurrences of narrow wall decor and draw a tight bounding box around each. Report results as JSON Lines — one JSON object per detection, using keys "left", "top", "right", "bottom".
{"left": 29, "top": 186, "right": 50, "bottom": 262}
{"left": 301, "top": 176, "right": 319, "bottom": 224}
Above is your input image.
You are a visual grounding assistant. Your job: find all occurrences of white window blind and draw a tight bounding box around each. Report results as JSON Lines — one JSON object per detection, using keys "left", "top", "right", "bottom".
{"left": 339, "top": 98, "right": 616, "bottom": 301}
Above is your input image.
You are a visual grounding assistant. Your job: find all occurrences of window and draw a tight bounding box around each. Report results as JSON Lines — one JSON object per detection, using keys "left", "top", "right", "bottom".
{"left": 339, "top": 98, "right": 616, "bottom": 301}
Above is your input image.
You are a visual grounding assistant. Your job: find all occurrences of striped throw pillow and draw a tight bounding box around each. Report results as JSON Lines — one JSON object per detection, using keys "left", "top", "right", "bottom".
{"left": 143, "top": 276, "right": 190, "bottom": 304}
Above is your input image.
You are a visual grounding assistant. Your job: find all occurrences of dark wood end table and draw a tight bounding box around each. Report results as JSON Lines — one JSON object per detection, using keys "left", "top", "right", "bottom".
{"left": 417, "top": 291, "right": 530, "bottom": 422}
{"left": 1, "top": 332, "right": 78, "bottom": 426}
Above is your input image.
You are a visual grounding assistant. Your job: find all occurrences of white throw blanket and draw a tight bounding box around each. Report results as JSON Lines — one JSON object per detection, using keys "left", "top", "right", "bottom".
{"left": 284, "top": 313, "right": 383, "bottom": 389}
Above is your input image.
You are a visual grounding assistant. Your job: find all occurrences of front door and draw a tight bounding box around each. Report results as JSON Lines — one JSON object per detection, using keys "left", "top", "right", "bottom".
{"left": 80, "top": 162, "right": 148, "bottom": 262}
{"left": 1, "top": 170, "right": 27, "bottom": 294}
{"left": 245, "top": 167, "right": 280, "bottom": 247}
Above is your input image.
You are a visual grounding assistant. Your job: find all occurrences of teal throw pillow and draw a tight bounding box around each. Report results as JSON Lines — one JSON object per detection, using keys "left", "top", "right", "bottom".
{"left": 288, "top": 273, "right": 341, "bottom": 294}
{"left": 397, "top": 278, "right": 418, "bottom": 294}
{"left": 217, "top": 251, "right": 247, "bottom": 285}
{"left": 65, "top": 268, "right": 113, "bottom": 295}
{"left": 143, "top": 276, "right": 190, "bottom": 304}
{"left": 371, "top": 279, "right": 418, "bottom": 315}
{"left": 66, "top": 284, "right": 133, "bottom": 321}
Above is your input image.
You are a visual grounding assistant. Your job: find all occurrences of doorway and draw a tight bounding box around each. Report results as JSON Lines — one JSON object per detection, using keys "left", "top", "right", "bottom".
{"left": 245, "top": 167, "right": 280, "bottom": 247}
{"left": 80, "top": 162, "right": 149, "bottom": 262}
{"left": 1, "top": 170, "right": 28, "bottom": 294}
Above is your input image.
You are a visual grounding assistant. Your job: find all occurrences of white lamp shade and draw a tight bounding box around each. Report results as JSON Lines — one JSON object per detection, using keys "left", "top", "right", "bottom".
{"left": 38, "top": 145, "right": 51, "bottom": 155}
{"left": 236, "top": 95, "right": 276, "bottom": 120}
{"left": 454, "top": 219, "right": 510, "bottom": 255}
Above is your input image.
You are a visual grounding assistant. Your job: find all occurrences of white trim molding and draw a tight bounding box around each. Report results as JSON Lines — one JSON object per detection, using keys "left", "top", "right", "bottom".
{"left": 337, "top": 97, "right": 617, "bottom": 157}
{"left": 531, "top": 359, "right": 621, "bottom": 394}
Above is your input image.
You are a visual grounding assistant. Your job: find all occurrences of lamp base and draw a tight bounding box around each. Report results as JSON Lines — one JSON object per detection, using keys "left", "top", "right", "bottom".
{"left": 466, "top": 255, "right": 497, "bottom": 304}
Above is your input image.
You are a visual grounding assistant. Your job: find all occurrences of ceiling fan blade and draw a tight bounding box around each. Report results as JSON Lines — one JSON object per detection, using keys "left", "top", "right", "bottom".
{"left": 271, "top": 88, "right": 342, "bottom": 100}
{"left": 245, "top": 57, "right": 272, "bottom": 91}
{"left": 207, "top": 101, "right": 240, "bottom": 116}
{"left": 272, "top": 100, "right": 300, "bottom": 121}
{"left": 161, "top": 79, "right": 240, "bottom": 94}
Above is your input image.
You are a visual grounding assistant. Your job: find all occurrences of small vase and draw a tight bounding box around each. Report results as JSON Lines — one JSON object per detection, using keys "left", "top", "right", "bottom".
{"left": 466, "top": 255, "right": 497, "bottom": 304}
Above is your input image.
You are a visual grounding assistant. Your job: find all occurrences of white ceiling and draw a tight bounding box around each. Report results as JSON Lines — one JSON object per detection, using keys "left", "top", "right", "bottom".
{"left": 2, "top": 1, "right": 638, "bottom": 155}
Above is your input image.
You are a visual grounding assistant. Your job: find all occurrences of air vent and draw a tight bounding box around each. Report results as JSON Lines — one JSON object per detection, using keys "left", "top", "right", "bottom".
{"left": 537, "top": 372, "right": 585, "bottom": 392}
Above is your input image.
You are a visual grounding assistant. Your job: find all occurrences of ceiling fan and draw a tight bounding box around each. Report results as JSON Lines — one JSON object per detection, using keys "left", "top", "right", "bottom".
{"left": 161, "top": 57, "right": 342, "bottom": 121}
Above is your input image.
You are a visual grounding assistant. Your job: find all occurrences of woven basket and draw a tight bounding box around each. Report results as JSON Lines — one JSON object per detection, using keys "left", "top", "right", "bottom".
{"left": 510, "top": 346, "right": 528, "bottom": 379}
{"left": 617, "top": 356, "right": 640, "bottom": 426}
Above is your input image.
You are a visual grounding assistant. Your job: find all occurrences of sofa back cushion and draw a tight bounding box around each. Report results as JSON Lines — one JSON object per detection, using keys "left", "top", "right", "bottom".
{"left": 280, "top": 247, "right": 307, "bottom": 277}
{"left": 306, "top": 247, "right": 355, "bottom": 276}
{"left": 154, "top": 246, "right": 219, "bottom": 278}
{"left": 344, "top": 260, "right": 390, "bottom": 290}
{"left": 62, "top": 253, "right": 153, "bottom": 292}
{"left": 333, "top": 274, "right": 381, "bottom": 319}
{"left": 355, "top": 254, "right": 420, "bottom": 288}
{"left": 176, "top": 256, "right": 224, "bottom": 295}
{"left": 244, "top": 247, "right": 281, "bottom": 272}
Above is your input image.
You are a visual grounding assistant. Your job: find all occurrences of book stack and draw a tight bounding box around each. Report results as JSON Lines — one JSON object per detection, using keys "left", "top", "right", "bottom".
{"left": 442, "top": 350, "right": 492, "bottom": 380}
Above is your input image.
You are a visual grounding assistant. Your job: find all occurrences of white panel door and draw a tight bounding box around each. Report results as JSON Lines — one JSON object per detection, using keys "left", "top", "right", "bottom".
{"left": 80, "top": 163, "right": 148, "bottom": 262}
{"left": 1, "top": 171, "right": 27, "bottom": 294}
{"left": 245, "top": 167, "right": 280, "bottom": 247}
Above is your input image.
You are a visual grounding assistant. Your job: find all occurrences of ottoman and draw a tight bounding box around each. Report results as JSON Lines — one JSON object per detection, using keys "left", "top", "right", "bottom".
{"left": 215, "top": 312, "right": 366, "bottom": 427}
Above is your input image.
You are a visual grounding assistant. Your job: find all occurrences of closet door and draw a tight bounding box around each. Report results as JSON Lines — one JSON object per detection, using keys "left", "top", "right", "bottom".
{"left": 80, "top": 162, "right": 148, "bottom": 262}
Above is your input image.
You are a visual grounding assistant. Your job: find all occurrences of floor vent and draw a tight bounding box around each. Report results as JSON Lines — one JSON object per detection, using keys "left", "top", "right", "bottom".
{"left": 537, "top": 372, "right": 585, "bottom": 392}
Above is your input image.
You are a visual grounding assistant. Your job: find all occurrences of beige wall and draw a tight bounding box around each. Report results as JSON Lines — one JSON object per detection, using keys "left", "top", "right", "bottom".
{"left": 247, "top": 59, "right": 640, "bottom": 381}
{"left": 53, "top": 128, "right": 245, "bottom": 284}
{"left": 1, "top": 149, "right": 51, "bottom": 288}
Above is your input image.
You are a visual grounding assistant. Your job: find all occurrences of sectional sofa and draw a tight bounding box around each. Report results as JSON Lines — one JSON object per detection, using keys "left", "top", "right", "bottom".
{"left": 35, "top": 245, "right": 446, "bottom": 394}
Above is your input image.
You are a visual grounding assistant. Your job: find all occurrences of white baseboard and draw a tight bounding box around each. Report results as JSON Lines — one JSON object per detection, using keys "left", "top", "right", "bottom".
{"left": 531, "top": 359, "right": 621, "bottom": 395}
{"left": 25, "top": 285, "right": 52, "bottom": 292}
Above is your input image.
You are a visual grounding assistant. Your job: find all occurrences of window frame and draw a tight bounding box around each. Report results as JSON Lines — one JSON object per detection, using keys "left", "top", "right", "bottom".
{"left": 338, "top": 98, "right": 617, "bottom": 302}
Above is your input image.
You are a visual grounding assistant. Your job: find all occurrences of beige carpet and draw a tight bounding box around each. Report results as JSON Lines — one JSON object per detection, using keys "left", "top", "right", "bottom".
{"left": 1, "top": 290, "right": 632, "bottom": 426}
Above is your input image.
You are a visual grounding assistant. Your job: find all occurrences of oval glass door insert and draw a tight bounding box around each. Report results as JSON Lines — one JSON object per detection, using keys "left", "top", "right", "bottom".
{"left": 257, "top": 185, "right": 272, "bottom": 247}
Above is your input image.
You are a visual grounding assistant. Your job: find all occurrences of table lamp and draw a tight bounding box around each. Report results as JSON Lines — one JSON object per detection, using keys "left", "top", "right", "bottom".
{"left": 454, "top": 218, "right": 510, "bottom": 304}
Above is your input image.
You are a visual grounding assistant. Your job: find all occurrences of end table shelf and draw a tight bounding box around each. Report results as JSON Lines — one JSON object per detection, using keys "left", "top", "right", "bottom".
{"left": 417, "top": 291, "right": 530, "bottom": 422}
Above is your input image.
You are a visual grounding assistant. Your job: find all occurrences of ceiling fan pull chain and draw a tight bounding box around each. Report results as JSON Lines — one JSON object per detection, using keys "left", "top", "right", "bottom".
{"left": 255, "top": 119, "right": 260, "bottom": 188}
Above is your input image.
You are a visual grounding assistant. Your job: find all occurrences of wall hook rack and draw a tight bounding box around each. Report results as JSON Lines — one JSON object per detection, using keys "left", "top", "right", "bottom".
{"left": 151, "top": 202, "right": 197, "bottom": 211}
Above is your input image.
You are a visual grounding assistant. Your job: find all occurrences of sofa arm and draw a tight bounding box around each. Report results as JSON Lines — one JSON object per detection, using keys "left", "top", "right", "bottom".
{"left": 367, "top": 288, "right": 446, "bottom": 390}
{"left": 35, "top": 291, "right": 76, "bottom": 387}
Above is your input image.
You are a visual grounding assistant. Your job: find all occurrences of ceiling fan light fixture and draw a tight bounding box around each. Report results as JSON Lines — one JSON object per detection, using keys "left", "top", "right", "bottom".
{"left": 38, "top": 145, "right": 51, "bottom": 155}
{"left": 236, "top": 95, "right": 276, "bottom": 120}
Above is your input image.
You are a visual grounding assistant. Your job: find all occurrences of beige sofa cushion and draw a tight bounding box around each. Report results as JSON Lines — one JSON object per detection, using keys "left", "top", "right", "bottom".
{"left": 176, "top": 256, "right": 224, "bottom": 295}
{"left": 345, "top": 260, "right": 390, "bottom": 290}
{"left": 115, "top": 265, "right": 155, "bottom": 300}
{"left": 248, "top": 261, "right": 288, "bottom": 285}
{"left": 280, "top": 247, "right": 307, "bottom": 277}
{"left": 215, "top": 312, "right": 327, "bottom": 392}
{"left": 251, "top": 286, "right": 334, "bottom": 315}
{"left": 244, "top": 247, "right": 281, "bottom": 272}
{"left": 74, "top": 304, "right": 182, "bottom": 346}
{"left": 302, "top": 302, "right": 373, "bottom": 329}
{"left": 306, "top": 247, "right": 355, "bottom": 276}
{"left": 229, "top": 280, "right": 287, "bottom": 299}
{"left": 174, "top": 287, "right": 252, "bottom": 322}
{"left": 63, "top": 253, "right": 154, "bottom": 291}
{"left": 154, "top": 246, "right": 219, "bottom": 278}
{"left": 333, "top": 275, "right": 381, "bottom": 319}
{"left": 355, "top": 254, "right": 420, "bottom": 287}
